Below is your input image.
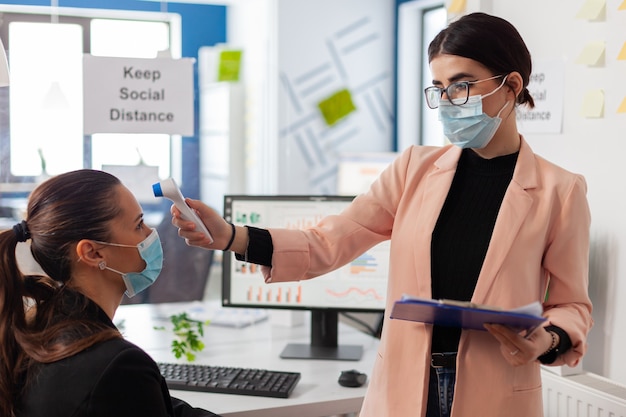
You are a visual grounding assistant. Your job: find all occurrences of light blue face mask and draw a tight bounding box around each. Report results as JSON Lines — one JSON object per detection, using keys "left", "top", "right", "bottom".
{"left": 96, "top": 228, "right": 164, "bottom": 298}
{"left": 438, "top": 77, "right": 510, "bottom": 149}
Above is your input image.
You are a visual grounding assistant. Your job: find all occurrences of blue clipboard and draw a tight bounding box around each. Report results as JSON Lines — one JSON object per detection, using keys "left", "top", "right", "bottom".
{"left": 390, "top": 295, "right": 546, "bottom": 333}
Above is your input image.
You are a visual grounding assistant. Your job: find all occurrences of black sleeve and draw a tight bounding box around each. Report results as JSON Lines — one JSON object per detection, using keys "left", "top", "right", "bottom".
{"left": 538, "top": 325, "right": 572, "bottom": 365}
{"left": 171, "top": 397, "right": 222, "bottom": 417}
{"left": 90, "top": 347, "right": 170, "bottom": 416}
{"left": 234, "top": 226, "right": 273, "bottom": 266}
{"left": 91, "top": 347, "right": 220, "bottom": 417}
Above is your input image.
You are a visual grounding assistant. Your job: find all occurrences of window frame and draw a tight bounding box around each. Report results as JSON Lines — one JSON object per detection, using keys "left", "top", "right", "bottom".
{"left": 396, "top": 0, "right": 446, "bottom": 151}
{"left": 0, "top": 5, "right": 181, "bottom": 192}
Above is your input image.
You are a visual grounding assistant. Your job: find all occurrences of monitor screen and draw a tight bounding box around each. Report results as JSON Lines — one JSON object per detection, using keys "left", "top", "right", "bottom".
{"left": 222, "top": 195, "right": 389, "bottom": 360}
{"left": 336, "top": 152, "right": 397, "bottom": 196}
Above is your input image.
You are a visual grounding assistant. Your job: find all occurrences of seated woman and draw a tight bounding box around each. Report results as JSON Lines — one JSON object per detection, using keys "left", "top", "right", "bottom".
{"left": 0, "top": 169, "right": 220, "bottom": 417}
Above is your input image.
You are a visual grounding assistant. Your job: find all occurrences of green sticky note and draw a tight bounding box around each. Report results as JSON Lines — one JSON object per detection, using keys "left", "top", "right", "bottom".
{"left": 318, "top": 88, "right": 356, "bottom": 126}
{"left": 218, "top": 50, "right": 242, "bottom": 82}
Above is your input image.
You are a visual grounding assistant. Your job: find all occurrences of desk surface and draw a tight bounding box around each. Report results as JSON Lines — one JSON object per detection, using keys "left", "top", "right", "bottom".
{"left": 114, "top": 301, "right": 380, "bottom": 417}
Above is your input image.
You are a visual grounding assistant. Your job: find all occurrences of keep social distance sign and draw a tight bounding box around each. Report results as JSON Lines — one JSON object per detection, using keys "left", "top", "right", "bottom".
{"left": 83, "top": 55, "right": 194, "bottom": 135}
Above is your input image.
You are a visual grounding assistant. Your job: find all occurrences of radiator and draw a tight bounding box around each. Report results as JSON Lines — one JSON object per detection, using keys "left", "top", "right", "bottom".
{"left": 542, "top": 369, "right": 626, "bottom": 417}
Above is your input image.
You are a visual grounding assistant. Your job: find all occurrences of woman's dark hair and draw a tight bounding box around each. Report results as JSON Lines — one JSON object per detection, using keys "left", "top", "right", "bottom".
{"left": 428, "top": 12, "right": 535, "bottom": 109}
{"left": 0, "top": 169, "right": 123, "bottom": 416}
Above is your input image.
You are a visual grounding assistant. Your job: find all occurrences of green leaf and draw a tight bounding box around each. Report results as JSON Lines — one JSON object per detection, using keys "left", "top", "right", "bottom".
{"left": 154, "top": 312, "right": 208, "bottom": 362}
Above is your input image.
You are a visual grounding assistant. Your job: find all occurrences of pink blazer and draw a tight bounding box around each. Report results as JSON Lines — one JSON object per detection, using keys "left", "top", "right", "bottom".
{"left": 262, "top": 138, "right": 593, "bottom": 417}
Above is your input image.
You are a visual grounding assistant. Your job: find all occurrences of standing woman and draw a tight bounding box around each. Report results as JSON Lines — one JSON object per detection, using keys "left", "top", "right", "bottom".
{"left": 173, "top": 13, "right": 592, "bottom": 417}
{"left": 0, "top": 169, "right": 219, "bottom": 417}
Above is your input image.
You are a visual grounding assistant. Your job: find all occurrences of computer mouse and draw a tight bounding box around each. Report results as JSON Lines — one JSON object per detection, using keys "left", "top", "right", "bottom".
{"left": 338, "top": 369, "right": 367, "bottom": 388}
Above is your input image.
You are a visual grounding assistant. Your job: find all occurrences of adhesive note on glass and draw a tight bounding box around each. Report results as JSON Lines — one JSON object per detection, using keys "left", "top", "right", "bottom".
{"left": 618, "top": 97, "right": 626, "bottom": 114}
{"left": 576, "top": 0, "right": 606, "bottom": 20}
{"left": 447, "top": 0, "right": 466, "bottom": 13}
{"left": 581, "top": 89, "right": 604, "bottom": 118}
{"left": 575, "top": 41, "right": 605, "bottom": 66}
{"left": 318, "top": 88, "right": 357, "bottom": 127}
{"left": 618, "top": 42, "right": 626, "bottom": 60}
{"left": 619, "top": 0, "right": 626, "bottom": 10}
{"left": 218, "top": 50, "right": 242, "bottom": 82}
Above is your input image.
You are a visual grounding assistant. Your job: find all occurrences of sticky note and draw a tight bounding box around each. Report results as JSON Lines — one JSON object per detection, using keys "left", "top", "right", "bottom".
{"left": 620, "top": 0, "right": 626, "bottom": 10}
{"left": 217, "top": 50, "right": 242, "bottom": 82}
{"left": 618, "top": 97, "right": 626, "bottom": 114}
{"left": 576, "top": 0, "right": 606, "bottom": 20}
{"left": 618, "top": 42, "right": 626, "bottom": 60}
{"left": 447, "top": 0, "right": 466, "bottom": 13}
{"left": 575, "top": 41, "right": 605, "bottom": 66}
{"left": 318, "top": 88, "right": 356, "bottom": 126}
{"left": 581, "top": 89, "right": 604, "bottom": 118}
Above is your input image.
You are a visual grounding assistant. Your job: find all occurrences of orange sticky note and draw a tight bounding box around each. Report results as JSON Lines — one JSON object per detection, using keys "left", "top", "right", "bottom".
{"left": 448, "top": 0, "right": 466, "bottom": 13}
{"left": 619, "top": 0, "right": 626, "bottom": 10}
{"left": 618, "top": 97, "right": 626, "bottom": 114}
{"left": 618, "top": 42, "right": 626, "bottom": 60}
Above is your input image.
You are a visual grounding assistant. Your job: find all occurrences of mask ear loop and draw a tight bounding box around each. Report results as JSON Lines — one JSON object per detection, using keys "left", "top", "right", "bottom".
{"left": 496, "top": 100, "right": 511, "bottom": 118}
{"left": 483, "top": 75, "right": 512, "bottom": 119}
{"left": 480, "top": 74, "right": 509, "bottom": 100}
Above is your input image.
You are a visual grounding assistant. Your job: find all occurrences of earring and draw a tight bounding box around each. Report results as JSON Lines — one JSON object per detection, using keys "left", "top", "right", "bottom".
{"left": 98, "top": 261, "right": 106, "bottom": 270}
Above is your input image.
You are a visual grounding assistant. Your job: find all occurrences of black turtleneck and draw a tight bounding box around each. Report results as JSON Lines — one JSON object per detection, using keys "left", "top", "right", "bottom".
{"left": 430, "top": 148, "right": 518, "bottom": 353}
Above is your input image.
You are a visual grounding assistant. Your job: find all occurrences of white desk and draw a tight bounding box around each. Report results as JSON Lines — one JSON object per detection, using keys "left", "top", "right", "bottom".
{"left": 114, "top": 301, "right": 380, "bottom": 417}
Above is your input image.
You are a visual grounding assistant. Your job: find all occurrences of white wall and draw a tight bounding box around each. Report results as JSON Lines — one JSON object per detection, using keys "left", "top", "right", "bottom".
{"left": 229, "top": 0, "right": 395, "bottom": 195}
{"left": 477, "top": 0, "right": 626, "bottom": 384}
{"left": 275, "top": 0, "right": 395, "bottom": 194}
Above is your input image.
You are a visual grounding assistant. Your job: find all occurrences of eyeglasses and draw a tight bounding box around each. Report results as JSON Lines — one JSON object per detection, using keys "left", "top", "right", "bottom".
{"left": 423, "top": 74, "right": 505, "bottom": 109}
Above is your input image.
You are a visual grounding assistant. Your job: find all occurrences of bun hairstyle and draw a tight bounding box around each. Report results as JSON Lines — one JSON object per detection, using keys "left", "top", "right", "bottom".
{"left": 428, "top": 12, "right": 535, "bottom": 109}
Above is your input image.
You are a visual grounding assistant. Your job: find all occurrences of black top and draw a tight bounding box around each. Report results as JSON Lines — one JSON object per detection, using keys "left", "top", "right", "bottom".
{"left": 18, "top": 303, "right": 220, "bottom": 417}
{"left": 430, "top": 149, "right": 518, "bottom": 353}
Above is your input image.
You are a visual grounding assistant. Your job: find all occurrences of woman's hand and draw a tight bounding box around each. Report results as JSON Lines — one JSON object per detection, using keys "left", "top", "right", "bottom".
{"left": 484, "top": 323, "right": 556, "bottom": 366}
{"left": 171, "top": 198, "right": 246, "bottom": 253}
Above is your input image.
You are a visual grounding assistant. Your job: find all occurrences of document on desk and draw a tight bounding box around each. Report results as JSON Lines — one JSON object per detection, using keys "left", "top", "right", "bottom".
{"left": 152, "top": 301, "right": 269, "bottom": 329}
{"left": 390, "top": 295, "right": 546, "bottom": 333}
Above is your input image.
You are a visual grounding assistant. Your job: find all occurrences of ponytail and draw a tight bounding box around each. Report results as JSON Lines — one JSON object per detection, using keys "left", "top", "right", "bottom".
{"left": 518, "top": 87, "right": 535, "bottom": 109}
{"left": 0, "top": 228, "right": 27, "bottom": 417}
{"left": 1, "top": 170, "right": 125, "bottom": 416}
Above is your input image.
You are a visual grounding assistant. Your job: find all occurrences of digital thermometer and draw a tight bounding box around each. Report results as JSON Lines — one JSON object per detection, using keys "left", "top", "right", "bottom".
{"left": 152, "top": 178, "right": 214, "bottom": 243}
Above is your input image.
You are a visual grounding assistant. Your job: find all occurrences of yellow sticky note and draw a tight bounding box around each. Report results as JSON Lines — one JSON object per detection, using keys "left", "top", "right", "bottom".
{"left": 618, "top": 97, "right": 626, "bottom": 114}
{"left": 619, "top": 0, "right": 626, "bottom": 10}
{"left": 575, "top": 41, "right": 605, "bottom": 66}
{"left": 576, "top": 0, "right": 606, "bottom": 20}
{"left": 581, "top": 89, "right": 604, "bottom": 118}
{"left": 217, "top": 50, "right": 242, "bottom": 82}
{"left": 618, "top": 42, "right": 626, "bottom": 60}
{"left": 318, "top": 89, "right": 356, "bottom": 127}
{"left": 447, "top": 0, "right": 466, "bottom": 13}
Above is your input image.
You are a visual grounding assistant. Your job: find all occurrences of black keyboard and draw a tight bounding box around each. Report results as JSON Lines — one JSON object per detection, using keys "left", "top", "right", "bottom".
{"left": 157, "top": 362, "right": 301, "bottom": 398}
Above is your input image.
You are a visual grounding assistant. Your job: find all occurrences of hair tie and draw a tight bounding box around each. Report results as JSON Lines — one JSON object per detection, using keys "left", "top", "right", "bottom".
{"left": 13, "top": 220, "right": 31, "bottom": 242}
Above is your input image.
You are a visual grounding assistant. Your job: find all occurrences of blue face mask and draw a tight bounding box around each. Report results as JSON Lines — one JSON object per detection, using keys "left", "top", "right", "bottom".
{"left": 97, "top": 228, "right": 163, "bottom": 298}
{"left": 438, "top": 77, "right": 509, "bottom": 149}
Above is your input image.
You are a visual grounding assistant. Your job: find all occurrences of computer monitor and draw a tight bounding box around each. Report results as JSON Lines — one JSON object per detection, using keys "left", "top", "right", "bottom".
{"left": 222, "top": 195, "right": 389, "bottom": 361}
{"left": 336, "top": 152, "right": 397, "bottom": 196}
